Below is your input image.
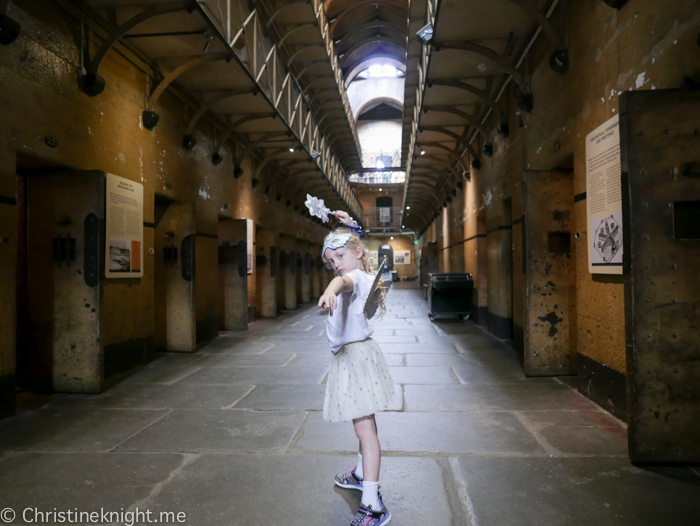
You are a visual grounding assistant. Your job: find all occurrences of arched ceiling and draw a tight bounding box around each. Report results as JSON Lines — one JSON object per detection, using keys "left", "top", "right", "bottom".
{"left": 324, "top": 0, "right": 411, "bottom": 97}
{"left": 402, "top": 0, "right": 571, "bottom": 234}
{"left": 67, "top": 0, "right": 578, "bottom": 234}
{"left": 71, "top": 0, "right": 375, "bottom": 221}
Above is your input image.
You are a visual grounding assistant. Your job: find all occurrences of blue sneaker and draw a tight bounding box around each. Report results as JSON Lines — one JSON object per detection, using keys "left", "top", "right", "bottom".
{"left": 350, "top": 498, "right": 391, "bottom": 526}
{"left": 335, "top": 467, "right": 363, "bottom": 491}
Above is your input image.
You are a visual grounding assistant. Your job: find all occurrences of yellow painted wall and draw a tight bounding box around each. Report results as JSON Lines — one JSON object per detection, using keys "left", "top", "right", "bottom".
{"left": 0, "top": 0, "right": 335, "bottom": 383}
{"left": 420, "top": 1, "right": 700, "bottom": 372}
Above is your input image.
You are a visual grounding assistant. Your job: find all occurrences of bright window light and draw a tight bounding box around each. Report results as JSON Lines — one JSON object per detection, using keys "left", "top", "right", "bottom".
{"left": 360, "top": 64, "right": 402, "bottom": 79}
{"left": 376, "top": 159, "right": 385, "bottom": 169}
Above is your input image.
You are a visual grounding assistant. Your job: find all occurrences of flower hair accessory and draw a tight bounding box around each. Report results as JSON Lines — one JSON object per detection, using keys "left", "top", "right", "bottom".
{"left": 305, "top": 194, "right": 331, "bottom": 223}
{"left": 322, "top": 233, "right": 352, "bottom": 257}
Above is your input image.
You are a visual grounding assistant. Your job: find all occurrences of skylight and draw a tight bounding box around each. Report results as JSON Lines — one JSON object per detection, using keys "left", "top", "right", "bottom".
{"left": 358, "top": 64, "right": 403, "bottom": 79}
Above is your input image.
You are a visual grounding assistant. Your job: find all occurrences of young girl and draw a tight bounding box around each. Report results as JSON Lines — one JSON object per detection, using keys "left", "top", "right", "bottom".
{"left": 318, "top": 211, "right": 395, "bottom": 526}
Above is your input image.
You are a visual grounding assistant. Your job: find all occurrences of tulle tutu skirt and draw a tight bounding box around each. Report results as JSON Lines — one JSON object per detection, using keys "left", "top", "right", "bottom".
{"left": 323, "top": 338, "right": 396, "bottom": 423}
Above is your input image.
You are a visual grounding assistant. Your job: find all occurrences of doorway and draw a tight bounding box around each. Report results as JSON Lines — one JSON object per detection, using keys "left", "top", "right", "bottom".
{"left": 16, "top": 167, "right": 105, "bottom": 399}
{"left": 475, "top": 214, "right": 488, "bottom": 326}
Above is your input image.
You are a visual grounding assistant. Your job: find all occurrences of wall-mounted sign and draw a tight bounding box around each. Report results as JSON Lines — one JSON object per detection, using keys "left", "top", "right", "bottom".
{"left": 394, "top": 250, "right": 411, "bottom": 265}
{"left": 586, "top": 115, "right": 623, "bottom": 274}
{"left": 105, "top": 173, "right": 143, "bottom": 278}
{"left": 246, "top": 219, "right": 254, "bottom": 274}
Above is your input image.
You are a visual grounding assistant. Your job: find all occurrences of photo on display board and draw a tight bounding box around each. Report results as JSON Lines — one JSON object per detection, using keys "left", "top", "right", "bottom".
{"left": 591, "top": 213, "right": 623, "bottom": 265}
{"left": 109, "top": 238, "right": 131, "bottom": 272}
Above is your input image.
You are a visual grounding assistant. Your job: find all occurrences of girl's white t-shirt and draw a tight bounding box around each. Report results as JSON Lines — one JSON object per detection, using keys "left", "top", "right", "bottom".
{"left": 326, "top": 269, "right": 375, "bottom": 354}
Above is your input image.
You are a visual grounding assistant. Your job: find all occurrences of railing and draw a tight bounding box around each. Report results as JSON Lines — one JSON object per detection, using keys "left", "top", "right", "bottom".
{"left": 348, "top": 172, "right": 406, "bottom": 184}
{"left": 361, "top": 148, "right": 401, "bottom": 170}
{"left": 362, "top": 206, "right": 404, "bottom": 230}
{"left": 196, "top": 0, "right": 362, "bottom": 220}
{"left": 403, "top": 0, "right": 439, "bottom": 229}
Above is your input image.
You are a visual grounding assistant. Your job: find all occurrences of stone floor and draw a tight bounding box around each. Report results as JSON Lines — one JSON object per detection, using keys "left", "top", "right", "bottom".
{"left": 1, "top": 283, "right": 699, "bottom": 525}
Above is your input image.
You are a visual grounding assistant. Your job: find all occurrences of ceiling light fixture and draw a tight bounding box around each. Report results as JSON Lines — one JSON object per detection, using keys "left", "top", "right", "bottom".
{"left": 416, "top": 23, "right": 434, "bottom": 45}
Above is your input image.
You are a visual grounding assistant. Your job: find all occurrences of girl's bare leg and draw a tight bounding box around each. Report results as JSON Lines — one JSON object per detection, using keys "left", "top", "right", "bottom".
{"left": 353, "top": 415, "right": 380, "bottom": 482}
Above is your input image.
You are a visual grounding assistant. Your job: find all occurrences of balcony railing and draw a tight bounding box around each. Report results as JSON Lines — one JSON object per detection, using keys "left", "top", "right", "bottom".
{"left": 348, "top": 171, "right": 406, "bottom": 184}
{"left": 362, "top": 206, "right": 404, "bottom": 230}
{"left": 361, "top": 148, "right": 401, "bottom": 170}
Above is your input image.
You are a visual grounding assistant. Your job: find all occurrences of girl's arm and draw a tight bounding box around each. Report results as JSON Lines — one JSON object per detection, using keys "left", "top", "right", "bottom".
{"left": 318, "top": 275, "right": 354, "bottom": 316}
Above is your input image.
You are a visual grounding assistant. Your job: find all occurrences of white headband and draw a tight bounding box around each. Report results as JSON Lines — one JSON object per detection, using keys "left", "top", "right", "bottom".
{"left": 322, "top": 233, "right": 352, "bottom": 257}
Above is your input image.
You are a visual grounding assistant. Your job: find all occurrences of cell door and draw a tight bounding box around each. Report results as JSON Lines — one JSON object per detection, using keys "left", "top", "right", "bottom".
{"left": 522, "top": 170, "right": 575, "bottom": 376}
{"left": 621, "top": 89, "right": 700, "bottom": 462}
{"left": 23, "top": 170, "right": 104, "bottom": 393}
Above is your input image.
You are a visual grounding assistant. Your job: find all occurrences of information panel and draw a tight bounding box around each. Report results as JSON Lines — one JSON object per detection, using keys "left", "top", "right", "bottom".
{"left": 394, "top": 250, "right": 411, "bottom": 265}
{"left": 586, "top": 115, "right": 623, "bottom": 275}
{"left": 246, "top": 219, "right": 254, "bottom": 274}
{"left": 105, "top": 173, "right": 143, "bottom": 278}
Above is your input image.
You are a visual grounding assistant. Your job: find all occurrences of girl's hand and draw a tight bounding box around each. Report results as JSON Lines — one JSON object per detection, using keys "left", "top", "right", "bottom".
{"left": 318, "top": 292, "right": 338, "bottom": 316}
{"left": 332, "top": 210, "right": 354, "bottom": 227}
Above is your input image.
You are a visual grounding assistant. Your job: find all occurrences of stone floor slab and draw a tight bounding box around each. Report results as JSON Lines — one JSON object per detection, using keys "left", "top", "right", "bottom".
{"left": 380, "top": 342, "right": 457, "bottom": 354}
{"left": 0, "top": 408, "right": 169, "bottom": 452}
{"left": 450, "top": 362, "right": 542, "bottom": 383}
{"left": 519, "top": 410, "right": 625, "bottom": 428}
{"left": 195, "top": 352, "right": 296, "bottom": 367}
{"left": 286, "top": 353, "right": 334, "bottom": 367}
{"left": 152, "top": 352, "right": 208, "bottom": 367}
{"left": 234, "top": 385, "right": 327, "bottom": 411}
{"left": 197, "top": 340, "right": 276, "bottom": 355}
{"left": 406, "top": 354, "right": 472, "bottom": 367}
{"left": 295, "top": 412, "right": 543, "bottom": 454}
{"left": 451, "top": 456, "right": 700, "bottom": 526}
{"left": 114, "top": 410, "right": 306, "bottom": 453}
{"left": 264, "top": 343, "right": 336, "bottom": 354}
{"left": 48, "top": 383, "right": 255, "bottom": 410}
{"left": 0, "top": 452, "right": 189, "bottom": 514}
{"left": 538, "top": 424, "right": 629, "bottom": 456}
{"left": 388, "top": 366, "right": 458, "bottom": 384}
{"left": 180, "top": 366, "right": 328, "bottom": 385}
{"left": 117, "top": 365, "right": 202, "bottom": 385}
{"left": 404, "top": 384, "right": 593, "bottom": 412}
{"left": 144, "top": 454, "right": 455, "bottom": 526}
{"left": 371, "top": 335, "right": 418, "bottom": 343}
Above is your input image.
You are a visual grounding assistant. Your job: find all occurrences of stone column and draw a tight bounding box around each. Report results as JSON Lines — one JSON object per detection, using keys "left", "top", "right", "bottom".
{"left": 310, "top": 244, "right": 322, "bottom": 300}
{"left": 154, "top": 201, "right": 197, "bottom": 352}
{"left": 218, "top": 219, "right": 248, "bottom": 331}
{"left": 486, "top": 204, "right": 513, "bottom": 341}
{"left": 297, "top": 239, "right": 311, "bottom": 303}
{"left": 279, "top": 234, "right": 298, "bottom": 310}
{"left": 255, "top": 228, "right": 279, "bottom": 318}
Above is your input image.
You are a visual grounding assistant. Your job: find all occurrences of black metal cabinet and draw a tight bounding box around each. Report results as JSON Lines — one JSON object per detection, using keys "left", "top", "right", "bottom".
{"left": 427, "top": 273, "right": 474, "bottom": 321}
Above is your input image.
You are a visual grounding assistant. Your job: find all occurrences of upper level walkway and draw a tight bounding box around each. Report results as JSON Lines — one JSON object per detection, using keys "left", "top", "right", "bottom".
{"left": 0, "top": 284, "right": 698, "bottom": 525}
